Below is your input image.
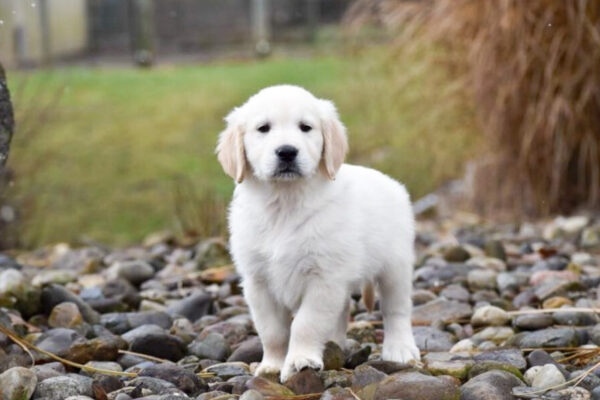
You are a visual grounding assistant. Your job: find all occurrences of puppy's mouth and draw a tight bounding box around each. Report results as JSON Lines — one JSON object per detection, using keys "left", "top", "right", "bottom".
{"left": 273, "top": 163, "right": 302, "bottom": 180}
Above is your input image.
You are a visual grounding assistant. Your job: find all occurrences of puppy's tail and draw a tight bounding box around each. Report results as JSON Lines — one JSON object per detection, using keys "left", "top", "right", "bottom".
{"left": 362, "top": 282, "right": 375, "bottom": 313}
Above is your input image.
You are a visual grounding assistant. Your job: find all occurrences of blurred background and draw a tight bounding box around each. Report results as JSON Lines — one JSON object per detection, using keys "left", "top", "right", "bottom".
{"left": 0, "top": 0, "right": 598, "bottom": 249}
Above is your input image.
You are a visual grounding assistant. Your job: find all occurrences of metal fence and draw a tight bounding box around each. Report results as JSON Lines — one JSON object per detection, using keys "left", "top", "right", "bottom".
{"left": 88, "top": 0, "right": 352, "bottom": 56}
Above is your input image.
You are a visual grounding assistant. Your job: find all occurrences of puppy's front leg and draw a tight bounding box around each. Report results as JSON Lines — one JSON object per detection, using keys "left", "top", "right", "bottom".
{"left": 244, "top": 279, "right": 291, "bottom": 376}
{"left": 280, "top": 280, "right": 347, "bottom": 382}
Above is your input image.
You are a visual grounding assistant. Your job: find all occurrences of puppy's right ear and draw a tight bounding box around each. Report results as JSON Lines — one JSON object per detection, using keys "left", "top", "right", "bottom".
{"left": 216, "top": 108, "right": 246, "bottom": 183}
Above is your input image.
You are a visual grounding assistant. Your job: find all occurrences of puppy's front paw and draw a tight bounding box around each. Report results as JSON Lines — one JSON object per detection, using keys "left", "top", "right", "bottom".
{"left": 255, "top": 360, "right": 284, "bottom": 377}
{"left": 382, "top": 342, "right": 421, "bottom": 364}
{"left": 280, "top": 354, "right": 324, "bottom": 382}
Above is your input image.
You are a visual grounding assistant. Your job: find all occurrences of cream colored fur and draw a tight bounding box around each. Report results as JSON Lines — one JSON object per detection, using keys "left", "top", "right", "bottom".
{"left": 216, "top": 85, "right": 419, "bottom": 382}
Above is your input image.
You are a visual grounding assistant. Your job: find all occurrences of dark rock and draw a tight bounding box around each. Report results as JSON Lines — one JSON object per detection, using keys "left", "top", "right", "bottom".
{"left": 244, "top": 377, "right": 295, "bottom": 397}
{"left": 284, "top": 368, "right": 324, "bottom": 395}
{"left": 227, "top": 336, "right": 262, "bottom": 364}
{"left": 350, "top": 365, "right": 387, "bottom": 389}
{"left": 440, "top": 284, "right": 470, "bottom": 302}
{"left": 569, "top": 370, "right": 600, "bottom": 391}
{"left": 473, "top": 349, "right": 527, "bottom": 371}
{"left": 41, "top": 284, "right": 100, "bottom": 324}
{"left": 199, "top": 321, "right": 248, "bottom": 347}
{"left": 554, "top": 309, "right": 599, "bottom": 326}
{"left": 128, "top": 311, "right": 173, "bottom": 330}
{"left": 107, "top": 260, "right": 155, "bottom": 285}
{"left": 102, "top": 279, "right": 141, "bottom": 309}
{"left": 166, "top": 291, "right": 212, "bottom": 322}
{"left": 190, "top": 332, "right": 231, "bottom": 361}
{"left": 126, "top": 376, "right": 177, "bottom": 394}
{"left": 520, "top": 328, "right": 579, "bottom": 348}
{"left": 412, "top": 298, "right": 472, "bottom": 324}
{"left": 444, "top": 246, "right": 471, "bottom": 262}
{"left": 513, "top": 289, "right": 538, "bottom": 308}
{"left": 364, "top": 360, "right": 412, "bottom": 375}
{"left": 122, "top": 324, "right": 166, "bottom": 344}
{"left": 204, "top": 362, "right": 250, "bottom": 380}
{"left": 139, "top": 364, "right": 208, "bottom": 396}
{"left": 34, "top": 328, "right": 86, "bottom": 359}
{"left": 197, "top": 391, "right": 235, "bottom": 399}
{"left": 65, "top": 335, "right": 127, "bottom": 364}
{"left": 130, "top": 332, "right": 187, "bottom": 362}
{"left": 344, "top": 345, "right": 371, "bottom": 369}
{"left": 513, "top": 313, "right": 554, "bottom": 330}
{"left": 460, "top": 370, "right": 525, "bottom": 400}
{"left": 413, "top": 326, "right": 456, "bottom": 352}
{"left": 485, "top": 240, "right": 507, "bottom": 261}
{"left": 92, "top": 375, "right": 123, "bottom": 397}
{"left": 320, "top": 387, "right": 357, "bottom": 400}
{"left": 323, "top": 341, "right": 345, "bottom": 371}
{"left": 32, "top": 362, "right": 66, "bottom": 382}
{"left": 374, "top": 371, "right": 459, "bottom": 400}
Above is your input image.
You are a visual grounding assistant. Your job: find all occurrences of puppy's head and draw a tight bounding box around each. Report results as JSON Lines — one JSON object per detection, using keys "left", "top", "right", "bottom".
{"left": 216, "top": 85, "right": 347, "bottom": 183}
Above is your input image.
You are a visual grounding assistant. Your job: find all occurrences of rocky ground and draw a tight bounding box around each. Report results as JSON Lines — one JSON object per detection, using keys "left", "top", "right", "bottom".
{"left": 1, "top": 214, "right": 600, "bottom": 400}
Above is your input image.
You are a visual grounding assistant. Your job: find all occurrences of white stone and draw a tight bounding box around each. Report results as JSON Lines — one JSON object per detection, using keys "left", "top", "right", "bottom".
{"left": 525, "top": 364, "right": 566, "bottom": 389}
{"left": 471, "top": 305, "right": 511, "bottom": 327}
{"left": 0, "top": 366, "right": 38, "bottom": 400}
{"left": 450, "top": 339, "right": 476, "bottom": 353}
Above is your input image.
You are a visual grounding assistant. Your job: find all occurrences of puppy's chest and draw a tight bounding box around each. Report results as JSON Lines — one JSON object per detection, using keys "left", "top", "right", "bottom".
{"left": 249, "top": 208, "right": 325, "bottom": 306}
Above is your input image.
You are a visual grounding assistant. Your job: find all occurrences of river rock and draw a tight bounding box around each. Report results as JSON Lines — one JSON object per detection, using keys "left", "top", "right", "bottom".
{"left": 460, "top": 370, "right": 525, "bottom": 400}
{"left": 0, "top": 366, "right": 38, "bottom": 400}
{"left": 374, "top": 371, "right": 459, "bottom": 400}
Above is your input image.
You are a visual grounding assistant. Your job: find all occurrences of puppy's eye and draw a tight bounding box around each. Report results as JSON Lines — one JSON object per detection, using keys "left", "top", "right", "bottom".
{"left": 257, "top": 123, "right": 270, "bottom": 133}
{"left": 299, "top": 123, "right": 312, "bottom": 132}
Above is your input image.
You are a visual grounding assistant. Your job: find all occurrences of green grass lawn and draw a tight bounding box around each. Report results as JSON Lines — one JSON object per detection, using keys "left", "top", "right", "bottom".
{"left": 6, "top": 50, "right": 478, "bottom": 247}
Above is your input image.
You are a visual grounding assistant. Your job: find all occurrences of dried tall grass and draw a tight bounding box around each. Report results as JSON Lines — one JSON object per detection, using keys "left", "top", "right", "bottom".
{"left": 347, "top": 0, "right": 600, "bottom": 216}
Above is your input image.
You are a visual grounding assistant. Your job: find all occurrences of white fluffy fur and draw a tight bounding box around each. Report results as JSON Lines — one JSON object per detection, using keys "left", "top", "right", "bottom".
{"left": 217, "top": 85, "right": 419, "bottom": 382}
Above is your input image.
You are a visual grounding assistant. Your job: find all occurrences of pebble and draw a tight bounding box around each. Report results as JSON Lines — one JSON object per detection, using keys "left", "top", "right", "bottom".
{"left": 106, "top": 260, "right": 155, "bottom": 285}
{"left": 204, "top": 362, "right": 250, "bottom": 380}
{"left": 468, "top": 269, "right": 498, "bottom": 290}
{"left": 4, "top": 220, "right": 600, "bottom": 399}
{"left": 412, "top": 298, "right": 472, "bottom": 324}
{"left": 189, "top": 332, "right": 231, "bottom": 361}
{"left": 471, "top": 305, "right": 511, "bottom": 326}
{"left": 519, "top": 327, "right": 579, "bottom": 348}
{"left": 166, "top": 291, "right": 212, "bottom": 322}
{"left": 413, "top": 326, "right": 456, "bottom": 351}
{"left": 513, "top": 313, "right": 554, "bottom": 330}
{"left": 374, "top": 371, "right": 459, "bottom": 400}
{"left": 33, "top": 375, "right": 92, "bottom": 400}
{"left": 48, "top": 302, "right": 84, "bottom": 328}
{"left": 138, "top": 364, "right": 208, "bottom": 396}
{"left": 0, "top": 366, "right": 38, "bottom": 400}
{"left": 524, "top": 363, "right": 566, "bottom": 389}
{"left": 245, "top": 377, "right": 294, "bottom": 397}
{"left": 460, "top": 369, "right": 525, "bottom": 400}
{"left": 323, "top": 341, "right": 345, "bottom": 370}
{"left": 284, "top": 368, "right": 324, "bottom": 395}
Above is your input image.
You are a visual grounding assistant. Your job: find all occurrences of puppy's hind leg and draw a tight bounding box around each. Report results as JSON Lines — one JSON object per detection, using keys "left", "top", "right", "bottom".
{"left": 333, "top": 299, "right": 350, "bottom": 348}
{"left": 378, "top": 256, "right": 420, "bottom": 364}
{"left": 243, "top": 279, "right": 291, "bottom": 376}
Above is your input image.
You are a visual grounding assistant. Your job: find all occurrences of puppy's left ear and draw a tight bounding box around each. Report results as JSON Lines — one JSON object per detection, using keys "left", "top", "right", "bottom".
{"left": 319, "top": 100, "right": 348, "bottom": 180}
{"left": 216, "top": 108, "right": 247, "bottom": 183}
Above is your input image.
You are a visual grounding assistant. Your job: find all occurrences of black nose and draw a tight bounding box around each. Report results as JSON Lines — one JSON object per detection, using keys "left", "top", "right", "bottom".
{"left": 275, "top": 145, "right": 298, "bottom": 162}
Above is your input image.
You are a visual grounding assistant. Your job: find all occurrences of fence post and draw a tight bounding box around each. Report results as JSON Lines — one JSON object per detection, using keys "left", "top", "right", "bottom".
{"left": 130, "top": 0, "right": 156, "bottom": 67}
{"left": 251, "top": 0, "right": 271, "bottom": 56}
{"left": 0, "top": 64, "right": 14, "bottom": 169}
{"left": 39, "top": 0, "right": 52, "bottom": 66}
{"left": 306, "top": 0, "right": 319, "bottom": 41}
